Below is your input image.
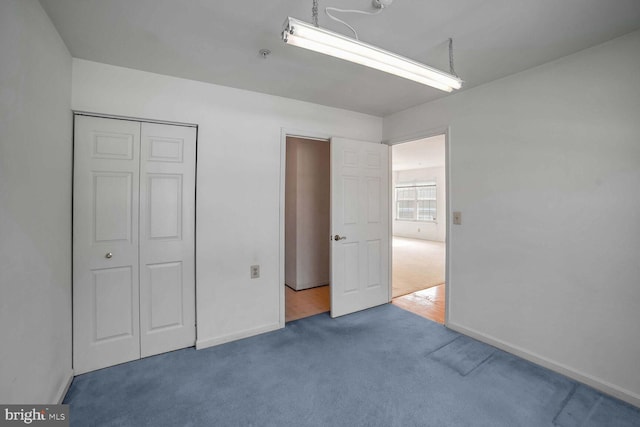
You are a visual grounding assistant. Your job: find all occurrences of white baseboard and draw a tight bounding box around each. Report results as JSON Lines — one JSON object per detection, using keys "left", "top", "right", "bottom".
{"left": 55, "top": 369, "right": 74, "bottom": 404}
{"left": 447, "top": 322, "right": 640, "bottom": 408}
{"left": 195, "top": 322, "right": 281, "bottom": 350}
{"left": 287, "top": 281, "right": 329, "bottom": 291}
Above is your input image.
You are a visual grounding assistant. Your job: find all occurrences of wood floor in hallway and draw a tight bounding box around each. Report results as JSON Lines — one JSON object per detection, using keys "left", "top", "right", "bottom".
{"left": 285, "top": 285, "right": 330, "bottom": 322}
{"left": 285, "top": 236, "right": 446, "bottom": 324}
{"left": 285, "top": 283, "right": 445, "bottom": 324}
{"left": 392, "top": 284, "right": 445, "bottom": 324}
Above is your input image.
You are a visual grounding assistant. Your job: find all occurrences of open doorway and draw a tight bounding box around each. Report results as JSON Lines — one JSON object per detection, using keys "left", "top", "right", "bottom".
{"left": 390, "top": 135, "right": 447, "bottom": 323}
{"left": 284, "top": 136, "right": 331, "bottom": 322}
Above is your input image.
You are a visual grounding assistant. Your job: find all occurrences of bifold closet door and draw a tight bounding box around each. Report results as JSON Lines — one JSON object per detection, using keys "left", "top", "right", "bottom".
{"left": 139, "top": 122, "right": 196, "bottom": 358}
{"left": 73, "top": 116, "right": 196, "bottom": 374}
{"left": 73, "top": 116, "right": 142, "bottom": 374}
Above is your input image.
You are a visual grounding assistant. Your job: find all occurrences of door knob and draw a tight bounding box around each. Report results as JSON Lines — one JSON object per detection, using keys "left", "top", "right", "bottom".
{"left": 105, "top": 252, "right": 113, "bottom": 259}
{"left": 333, "top": 235, "right": 347, "bottom": 241}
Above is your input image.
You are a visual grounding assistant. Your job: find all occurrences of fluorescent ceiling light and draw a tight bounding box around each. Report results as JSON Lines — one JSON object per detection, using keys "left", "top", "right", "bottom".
{"left": 282, "top": 17, "right": 463, "bottom": 92}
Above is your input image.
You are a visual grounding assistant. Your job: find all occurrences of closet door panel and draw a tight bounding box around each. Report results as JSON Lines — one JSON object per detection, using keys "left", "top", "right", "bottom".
{"left": 73, "top": 116, "right": 141, "bottom": 374}
{"left": 139, "top": 122, "right": 196, "bottom": 358}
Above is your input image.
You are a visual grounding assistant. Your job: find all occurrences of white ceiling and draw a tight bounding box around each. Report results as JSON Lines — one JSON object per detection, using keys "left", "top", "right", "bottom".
{"left": 392, "top": 135, "right": 445, "bottom": 171}
{"left": 39, "top": 0, "right": 640, "bottom": 116}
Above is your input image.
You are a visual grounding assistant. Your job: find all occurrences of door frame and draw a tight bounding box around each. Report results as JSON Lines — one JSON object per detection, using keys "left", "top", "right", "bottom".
{"left": 278, "top": 128, "right": 333, "bottom": 328}
{"left": 386, "top": 126, "right": 451, "bottom": 326}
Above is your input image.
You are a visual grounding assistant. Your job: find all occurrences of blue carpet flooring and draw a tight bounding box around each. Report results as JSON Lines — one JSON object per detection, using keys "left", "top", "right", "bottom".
{"left": 64, "top": 304, "right": 640, "bottom": 426}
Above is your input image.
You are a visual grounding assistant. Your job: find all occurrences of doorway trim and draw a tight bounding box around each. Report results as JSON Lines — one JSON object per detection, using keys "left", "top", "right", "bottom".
{"left": 386, "top": 126, "right": 451, "bottom": 326}
{"left": 279, "top": 128, "right": 333, "bottom": 328}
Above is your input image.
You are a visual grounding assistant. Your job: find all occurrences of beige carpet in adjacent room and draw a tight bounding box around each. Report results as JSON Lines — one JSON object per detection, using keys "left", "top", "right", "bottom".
{"left": 392, "top": 237, "right": 445, "bottom": 298}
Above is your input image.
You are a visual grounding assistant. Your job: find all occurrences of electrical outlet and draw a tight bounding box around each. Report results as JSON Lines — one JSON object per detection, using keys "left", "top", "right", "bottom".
{"left": 250, "top": 265, "right": 260, "bottom": 279}
{"left": 453, "top": 211, "right": 462, "bottom": 225}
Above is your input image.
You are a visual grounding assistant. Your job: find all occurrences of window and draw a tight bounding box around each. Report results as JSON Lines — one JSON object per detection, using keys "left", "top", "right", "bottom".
{"left": 395, "top": 184, "right": 436, "bottom": 221}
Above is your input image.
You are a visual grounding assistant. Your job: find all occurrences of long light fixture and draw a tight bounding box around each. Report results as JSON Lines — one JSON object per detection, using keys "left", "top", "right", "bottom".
{"left": 282, "top": 17, "right": 463, "bottom": 92}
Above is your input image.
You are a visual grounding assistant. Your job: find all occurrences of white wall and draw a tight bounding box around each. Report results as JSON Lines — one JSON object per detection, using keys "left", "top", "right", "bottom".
{"left": 384, "top": 30, "right": 640, "bottom": 406}
{"left": 72, "top": 59, "right": 382, "bottom": 347}
{"left": 0, "top": 0, "right": 72, "bottom": 403}
{"left": 285, "top": 137, "right": 330, "bottom": 290}
{"left": 392, "top": 167, "right": 446, "bottom": 242}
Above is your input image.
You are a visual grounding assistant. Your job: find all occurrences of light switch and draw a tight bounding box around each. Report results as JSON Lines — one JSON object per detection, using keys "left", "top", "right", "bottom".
{"left": 453, "top": 211, "right": 462, "bottom": 225}
{"left": 250, "top": 265, "right": 260, "bottom": 279}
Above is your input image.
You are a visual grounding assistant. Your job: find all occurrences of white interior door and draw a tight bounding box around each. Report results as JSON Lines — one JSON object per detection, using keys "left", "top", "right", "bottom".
{"left": 331, "top": 137, "right": 390, "bottom": 317}
{"left": 139, "top": 122, "right": 196, "bottom": 357}
{"left": 73, "top": 116, "right": 141, "bottom": 374}
{"left": 74, "top": 116, "right": 197, "bottom": 374}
